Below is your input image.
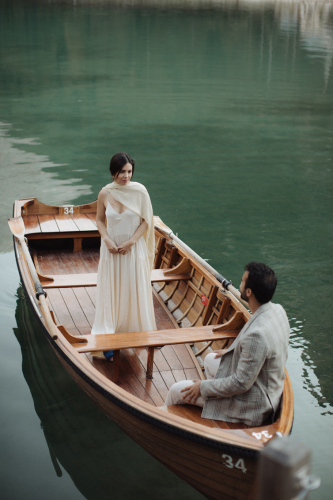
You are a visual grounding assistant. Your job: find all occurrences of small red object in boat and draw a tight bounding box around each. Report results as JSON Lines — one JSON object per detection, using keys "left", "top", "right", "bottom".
{"left": 201, "top": 295, "right": 209, "bottom": 306}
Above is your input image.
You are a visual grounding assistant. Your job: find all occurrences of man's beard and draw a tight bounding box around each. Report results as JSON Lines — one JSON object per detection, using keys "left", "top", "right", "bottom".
{"left": 240, "top": 289, "right": 249, "bottom": 303}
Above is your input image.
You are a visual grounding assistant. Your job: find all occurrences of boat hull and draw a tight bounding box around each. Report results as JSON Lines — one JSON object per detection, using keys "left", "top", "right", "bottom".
{"left": 11, "top": 197, "right": 293, "bottom": 500}
{"left": 54, "top": 346, "right": 258, "bottom": 500}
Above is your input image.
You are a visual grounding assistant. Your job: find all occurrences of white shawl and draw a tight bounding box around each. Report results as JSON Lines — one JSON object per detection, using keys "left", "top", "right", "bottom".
{"left": 103, "top": 181, "right": 155, "bottom": 271}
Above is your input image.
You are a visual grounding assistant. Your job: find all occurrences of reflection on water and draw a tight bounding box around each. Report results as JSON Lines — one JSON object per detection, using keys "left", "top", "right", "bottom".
{"left": 289, "top": 317, "right": 331, "bottom": 413}
{"left": 0, "top": 122, "right": 92, "bottom": 252}
{"left": 276, "top": 2, "right": 333, "bottom": 87}
{"left": 13, "top": 286, "right": 203, "bottom": 500}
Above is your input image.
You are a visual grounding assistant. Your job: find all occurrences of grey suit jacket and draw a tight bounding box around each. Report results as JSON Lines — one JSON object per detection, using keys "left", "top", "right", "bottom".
{"left": 200, "top": 302, "right": 290, "bottom": 426}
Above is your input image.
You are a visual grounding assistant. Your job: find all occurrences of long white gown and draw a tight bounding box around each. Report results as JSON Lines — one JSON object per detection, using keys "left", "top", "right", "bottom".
{"left": 91, "top": 202, "right": 156, "bottom": 335}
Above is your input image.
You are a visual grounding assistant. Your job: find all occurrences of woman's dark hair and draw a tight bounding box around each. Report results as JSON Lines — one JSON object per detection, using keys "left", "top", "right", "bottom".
{"left": 244, "top": 262, "right": 277, "bottom": 304}
{"left": 109, "top": 152, "right": 135, "bottom": 178}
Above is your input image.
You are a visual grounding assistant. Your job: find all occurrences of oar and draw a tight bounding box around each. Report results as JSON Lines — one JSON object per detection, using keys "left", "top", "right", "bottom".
{"left": 8, "top": 216, "right": 59, "bottom": 339}
{"left": 154, "top": 219, "right": 249, "bottom": 308}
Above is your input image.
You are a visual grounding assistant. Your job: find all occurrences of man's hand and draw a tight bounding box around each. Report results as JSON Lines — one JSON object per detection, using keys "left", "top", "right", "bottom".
{"left": 214, "top": 349, "right": 227, "bottom": 359}
{"left": 180, "top": 380, "right": 201, "bottom": 404}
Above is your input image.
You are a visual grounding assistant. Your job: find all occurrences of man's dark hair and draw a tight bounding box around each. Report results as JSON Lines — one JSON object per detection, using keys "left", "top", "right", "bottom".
{"left": 244, "top": 262, "right": 277, "bottom": 304}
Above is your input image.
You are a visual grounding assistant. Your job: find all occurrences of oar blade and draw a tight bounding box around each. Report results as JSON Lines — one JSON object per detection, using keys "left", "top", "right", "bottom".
{"left": 8, "top": 216, "right": 25, "bottom": 239}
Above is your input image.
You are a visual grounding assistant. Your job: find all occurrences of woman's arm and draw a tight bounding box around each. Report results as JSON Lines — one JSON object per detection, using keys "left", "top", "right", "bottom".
{"left": 117, "top": 220, "right": 148, "bottom": 255}
{"left": 96, "top": 190, "right": 118, "bottom": 254}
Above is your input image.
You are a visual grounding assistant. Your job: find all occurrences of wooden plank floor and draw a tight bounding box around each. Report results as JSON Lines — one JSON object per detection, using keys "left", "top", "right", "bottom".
{"left": 36, "top": 248, "right": 201, "bottom": 406}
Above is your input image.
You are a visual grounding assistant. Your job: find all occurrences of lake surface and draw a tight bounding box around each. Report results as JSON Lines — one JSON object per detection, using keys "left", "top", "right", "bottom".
{"left": 1, "top": 1, "right": 332, "bottom": 499}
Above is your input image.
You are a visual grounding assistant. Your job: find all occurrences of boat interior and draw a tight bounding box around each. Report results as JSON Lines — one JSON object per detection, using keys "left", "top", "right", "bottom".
{"left": 16, "top": 198, "right": 284, "bottom": 436}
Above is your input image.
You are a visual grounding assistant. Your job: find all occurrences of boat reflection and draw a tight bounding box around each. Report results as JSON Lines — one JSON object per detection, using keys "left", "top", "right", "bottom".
{"left": 276, "top": 1, "right": 333, "bottom": 87}
{"left": 13, "top": 286, "right": 203, "bottom": 500}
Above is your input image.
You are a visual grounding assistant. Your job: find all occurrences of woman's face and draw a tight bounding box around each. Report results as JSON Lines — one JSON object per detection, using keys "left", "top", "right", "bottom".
{"left": 113, "top": 162, "right": 133, "bottom": 185}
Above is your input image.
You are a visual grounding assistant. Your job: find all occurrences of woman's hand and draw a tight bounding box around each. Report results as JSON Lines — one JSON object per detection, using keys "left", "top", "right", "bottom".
{"left": 104, "top": 238, "right": 119, "bottom": 254}
{"left": 214, "top": 349, "right": 227, "bottom": 359}
{"left": 117, "top": 239, "right": 134, "bottom": 255}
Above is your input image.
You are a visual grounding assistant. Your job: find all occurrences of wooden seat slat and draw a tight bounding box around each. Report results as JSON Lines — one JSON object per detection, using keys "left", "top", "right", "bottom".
{"left": 24, "top": 215, "right": 41, "bottom": 234}
{"left": 24, "top": 213, "right": 98, "bottom": 237}
{"left": 54, "top": 214, "right": 80, "bottom": 232}
{"left": 40, "top": 269, "right": 190, "bottom": 289}
{"left": 70, "top": 213, "right": 98, "bottom": 231}
{"left": 151, "top": 268, "right": 190, "bottom": 283}
{"left": 73, "top": 326, "right": 238, "bottom": 352}
{"left": 38, "top": 214, "right": 60, "bottom": 233}
{"left": 85, "top": 212, "right": 97, "bottom": 223}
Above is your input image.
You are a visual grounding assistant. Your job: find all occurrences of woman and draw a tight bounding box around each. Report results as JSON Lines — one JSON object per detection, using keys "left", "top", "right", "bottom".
{"left": 91, "top": 152, "right": 156, "bottom": 360}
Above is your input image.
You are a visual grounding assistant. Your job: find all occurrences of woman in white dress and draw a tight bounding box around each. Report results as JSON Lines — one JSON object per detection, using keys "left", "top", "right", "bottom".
{"left": 91, "top": 152, "right": 156, "bottom": 360}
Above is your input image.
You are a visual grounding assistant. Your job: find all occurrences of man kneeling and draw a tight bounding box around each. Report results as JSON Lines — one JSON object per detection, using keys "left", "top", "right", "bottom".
{"left": 164, "top": 262, "right": 290, "bottom": 427}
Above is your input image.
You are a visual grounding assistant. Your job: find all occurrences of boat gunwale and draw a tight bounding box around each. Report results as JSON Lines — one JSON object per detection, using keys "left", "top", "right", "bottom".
{"left": 13, "top": 198, "right": 294, "bottom": 455}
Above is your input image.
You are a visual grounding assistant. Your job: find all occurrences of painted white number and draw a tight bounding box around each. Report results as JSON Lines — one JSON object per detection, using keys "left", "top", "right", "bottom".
{"left": 222, "top": 455, "right": 247, "bottom": 474}
{"left": 235, "top": 459, "right": 247, "bottom": 474}
{"left": 252, "top": 430, "right": 273, "bottom": 440}
{"left": 64, "top": 206, "right": 74, "bottom": 215}
{"left": 222, "top": 454, "right": 234, "bottom": 468}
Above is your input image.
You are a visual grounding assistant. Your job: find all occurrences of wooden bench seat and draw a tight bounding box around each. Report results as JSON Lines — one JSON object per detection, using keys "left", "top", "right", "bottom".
{"left": 72, "top": 324, "right": 239, "bottom": 382}
{"left": 40, "top": 268, "right": 191, "bottom": 288}
{"left": 23, "top": 212, "right": 98, "bottom": 235}
{"left": 24, "top": 213, "right": 99, "bottom": 251}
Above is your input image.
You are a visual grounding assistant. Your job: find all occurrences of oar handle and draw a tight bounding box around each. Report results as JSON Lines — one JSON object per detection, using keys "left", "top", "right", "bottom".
{"left": 17, "top": 238, "right": 60, "bottom": 339}
{"left": 18, "top": 237, "right": 46, "bottom": 299}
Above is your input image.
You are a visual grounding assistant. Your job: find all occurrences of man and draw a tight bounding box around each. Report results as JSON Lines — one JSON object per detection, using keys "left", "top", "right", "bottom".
{"left": 164, "top": 262, "right": 290, "bottom": 427}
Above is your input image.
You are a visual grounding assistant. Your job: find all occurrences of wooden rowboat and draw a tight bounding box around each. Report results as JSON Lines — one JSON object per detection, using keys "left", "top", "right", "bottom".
{"left": 10, "top": 197, "right": 294, "bottom": 500}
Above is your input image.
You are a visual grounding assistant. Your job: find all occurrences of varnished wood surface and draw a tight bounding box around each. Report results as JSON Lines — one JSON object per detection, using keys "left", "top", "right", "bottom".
{"left": 14, "top": 200, "right": 294, "bottom": 429}
{"left": 20, "top": 200, "right": 99, "bottom": 247}
{"left": 31, "top": 242, "right": 292, "bottom": 435}
{"left": 12, "top": 198, "right": 294, "bottom": 500}
{"left": 74, "top": 327, "right": 238, "bottom": 352}
{"left": 32, "top": 246, "right": 202, "bottom": 408}
{"left": 24, "top": 212, "right": 97, "bottom": 234}
{"left": 60, "top": 356, "right": 258, "bottom": 500}
{"left": 19, "top": 197, "right": 98, "bottom": 216}
{"left": 40, "top": 269, "right": 190, "bottom": 288}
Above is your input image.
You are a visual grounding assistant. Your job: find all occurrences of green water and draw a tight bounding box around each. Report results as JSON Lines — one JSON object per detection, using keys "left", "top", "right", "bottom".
{"left": 1, "top": 1, "right": 332, "bottom": 499}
